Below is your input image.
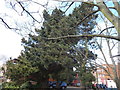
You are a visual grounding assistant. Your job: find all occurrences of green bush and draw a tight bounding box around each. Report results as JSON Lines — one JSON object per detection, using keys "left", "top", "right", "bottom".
{"left": 2, "top": 82, "right": 19, "bottom": 89}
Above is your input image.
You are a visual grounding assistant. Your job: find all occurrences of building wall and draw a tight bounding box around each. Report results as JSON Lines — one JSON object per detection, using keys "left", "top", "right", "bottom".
{"left": 0, "top": 64, "right": 7, "bottom": 83}
{"left": 0, "top": 68, "right": 4, "bottom": 83}
{"left": 117, "top": 63, "right": 120, "bottom": 78}
{"left": 93, "top": 64, "right": 119, "bottom": 87}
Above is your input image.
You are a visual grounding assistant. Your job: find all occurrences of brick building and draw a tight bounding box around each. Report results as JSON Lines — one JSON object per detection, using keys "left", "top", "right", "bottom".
{"left": 93, "top": 63, "right": 120, "bottom": 87}
{"left": 117, "top": 62, "right": 120, "bottom": 79}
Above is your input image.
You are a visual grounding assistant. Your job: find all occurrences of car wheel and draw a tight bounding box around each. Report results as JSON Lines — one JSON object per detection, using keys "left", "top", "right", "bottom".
{"left": 61, "top": 86, "right": 65, "bottom": 89}
{"left": 50, "top": 86, "right": 53, "bottom": 88}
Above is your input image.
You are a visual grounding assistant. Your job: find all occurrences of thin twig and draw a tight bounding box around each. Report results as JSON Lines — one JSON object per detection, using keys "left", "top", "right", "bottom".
{"left": 0, "top": 17, "right": 19, "bottom": 30}
{"left": 99, "top": 26, "right": 115, "bottom": 34}
{"left": 76, "top": 9, "right": 99, "bottom": 26}
{"left": 64, "top": 2, "right": 74, "bottom": 13}
{"left": 16, "top": 1, "right": 41, "bottom": 23}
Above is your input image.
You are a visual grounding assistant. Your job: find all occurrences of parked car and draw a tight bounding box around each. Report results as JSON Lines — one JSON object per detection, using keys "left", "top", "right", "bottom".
{"left": 49, "top": 81, "right": 57, "bottom": 88}
{"left": 76, "top": 83, "right": 80, "bottom": 87}
{"left": 48, "top": 81, "right": 67, "bottom": 89}
{"left": 59, "top": 81, "right": 67, "bottom": 89}
{"left": 96, "top": 84, "right": 107, "bottom": 89}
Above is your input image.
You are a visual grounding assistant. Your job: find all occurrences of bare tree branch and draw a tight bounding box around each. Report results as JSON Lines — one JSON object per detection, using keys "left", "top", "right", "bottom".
{"left": 106, "top": 37, "right": 117, "bottom": 78}
{"left": 95, "top": 39, "right": 113, "bottom": 69}
{"left": 111, "top": 41, "right": 118, "bottom": 51}
{"left": 109, "top": 7, "right": 117, "bottom": 10}
{"left": 30, "top": 0, "right": 48, "bottom": 8}
{"left": 112, "top": 0, "right": 120, "bottom": 15}
{"left": 0, "top": 17, "right": 19, "bottom": 30}
{"left": 76, "top": 9, "right": 99, "bottom": 26}
{"left": 16, "top": 1, "right": 41, "bottom": 23}
{"left": 61, "top": 2, "right": 99, "bottom": 26}
{"left": 47, "top": 34, "right": 120, "bottom": 41}
{"left": 112, "top": 54, "right": 120, "bottom": 58}
{"left": 99, "top": 26, "right": 115, "bottom": 34}
{"left": 96, "top": 63, "right": 113, "bottom": 80}
{"left": 64, "top": 2, "right": 74, "bottom": 13}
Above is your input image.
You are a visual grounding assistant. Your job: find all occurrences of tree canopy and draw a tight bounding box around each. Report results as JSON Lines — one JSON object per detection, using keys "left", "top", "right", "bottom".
{"left": 4, "top": 3, "right": 97, "bottom": 88}
{"left": 1, "top": 0, "right": 120, "bottom": 89}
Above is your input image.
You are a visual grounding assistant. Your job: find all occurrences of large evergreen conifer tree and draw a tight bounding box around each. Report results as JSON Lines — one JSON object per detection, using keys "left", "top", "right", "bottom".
{"left": 4, "top": 3, "right": 97, "bottom": 88}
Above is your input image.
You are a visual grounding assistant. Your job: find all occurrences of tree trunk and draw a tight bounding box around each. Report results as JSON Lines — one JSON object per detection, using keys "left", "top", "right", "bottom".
{"left": 40, "top": 80, "right": 48, "bottom": 88}
{"left": 115, "top": 79, "right": 120, "bottom": 89}
{"left": 97, "top": 1, "right": 120, "bottom": 35}
{"left": 116, "top": 31, "right": 120, "bottom": 89}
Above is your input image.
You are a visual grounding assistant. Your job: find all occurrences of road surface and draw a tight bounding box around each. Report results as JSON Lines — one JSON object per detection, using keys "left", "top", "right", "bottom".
{"left": 66, "top": 86, "right": 86, "bottom": 90}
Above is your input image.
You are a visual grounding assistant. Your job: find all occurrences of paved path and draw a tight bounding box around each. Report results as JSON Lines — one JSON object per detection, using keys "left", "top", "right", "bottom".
{"left": 66, "top": 86, "right": 86, "bottom": 90}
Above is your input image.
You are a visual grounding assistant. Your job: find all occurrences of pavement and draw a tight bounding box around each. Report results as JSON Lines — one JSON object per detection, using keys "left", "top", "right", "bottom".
{"left": 66, "top": 86, "right": 118, "bottom": 90}
{"left": 66, "top": 86, "right": 87, "bottom": 90}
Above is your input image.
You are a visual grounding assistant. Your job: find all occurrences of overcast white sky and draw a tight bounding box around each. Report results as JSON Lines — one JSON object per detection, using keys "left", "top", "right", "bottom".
{"left": 0, "top": 0, "right": 22, "bottom": 65}
{"left": 0, "top": 25, "right": 23, "bottom": 64}
{"left": 0, "top": 0, "right": 59, "bottom": 66}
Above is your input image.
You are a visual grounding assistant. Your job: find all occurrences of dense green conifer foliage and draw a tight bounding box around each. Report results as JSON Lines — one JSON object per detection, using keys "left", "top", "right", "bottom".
{"left": 4, "top": 3, "right": 97, "bottom": 88}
